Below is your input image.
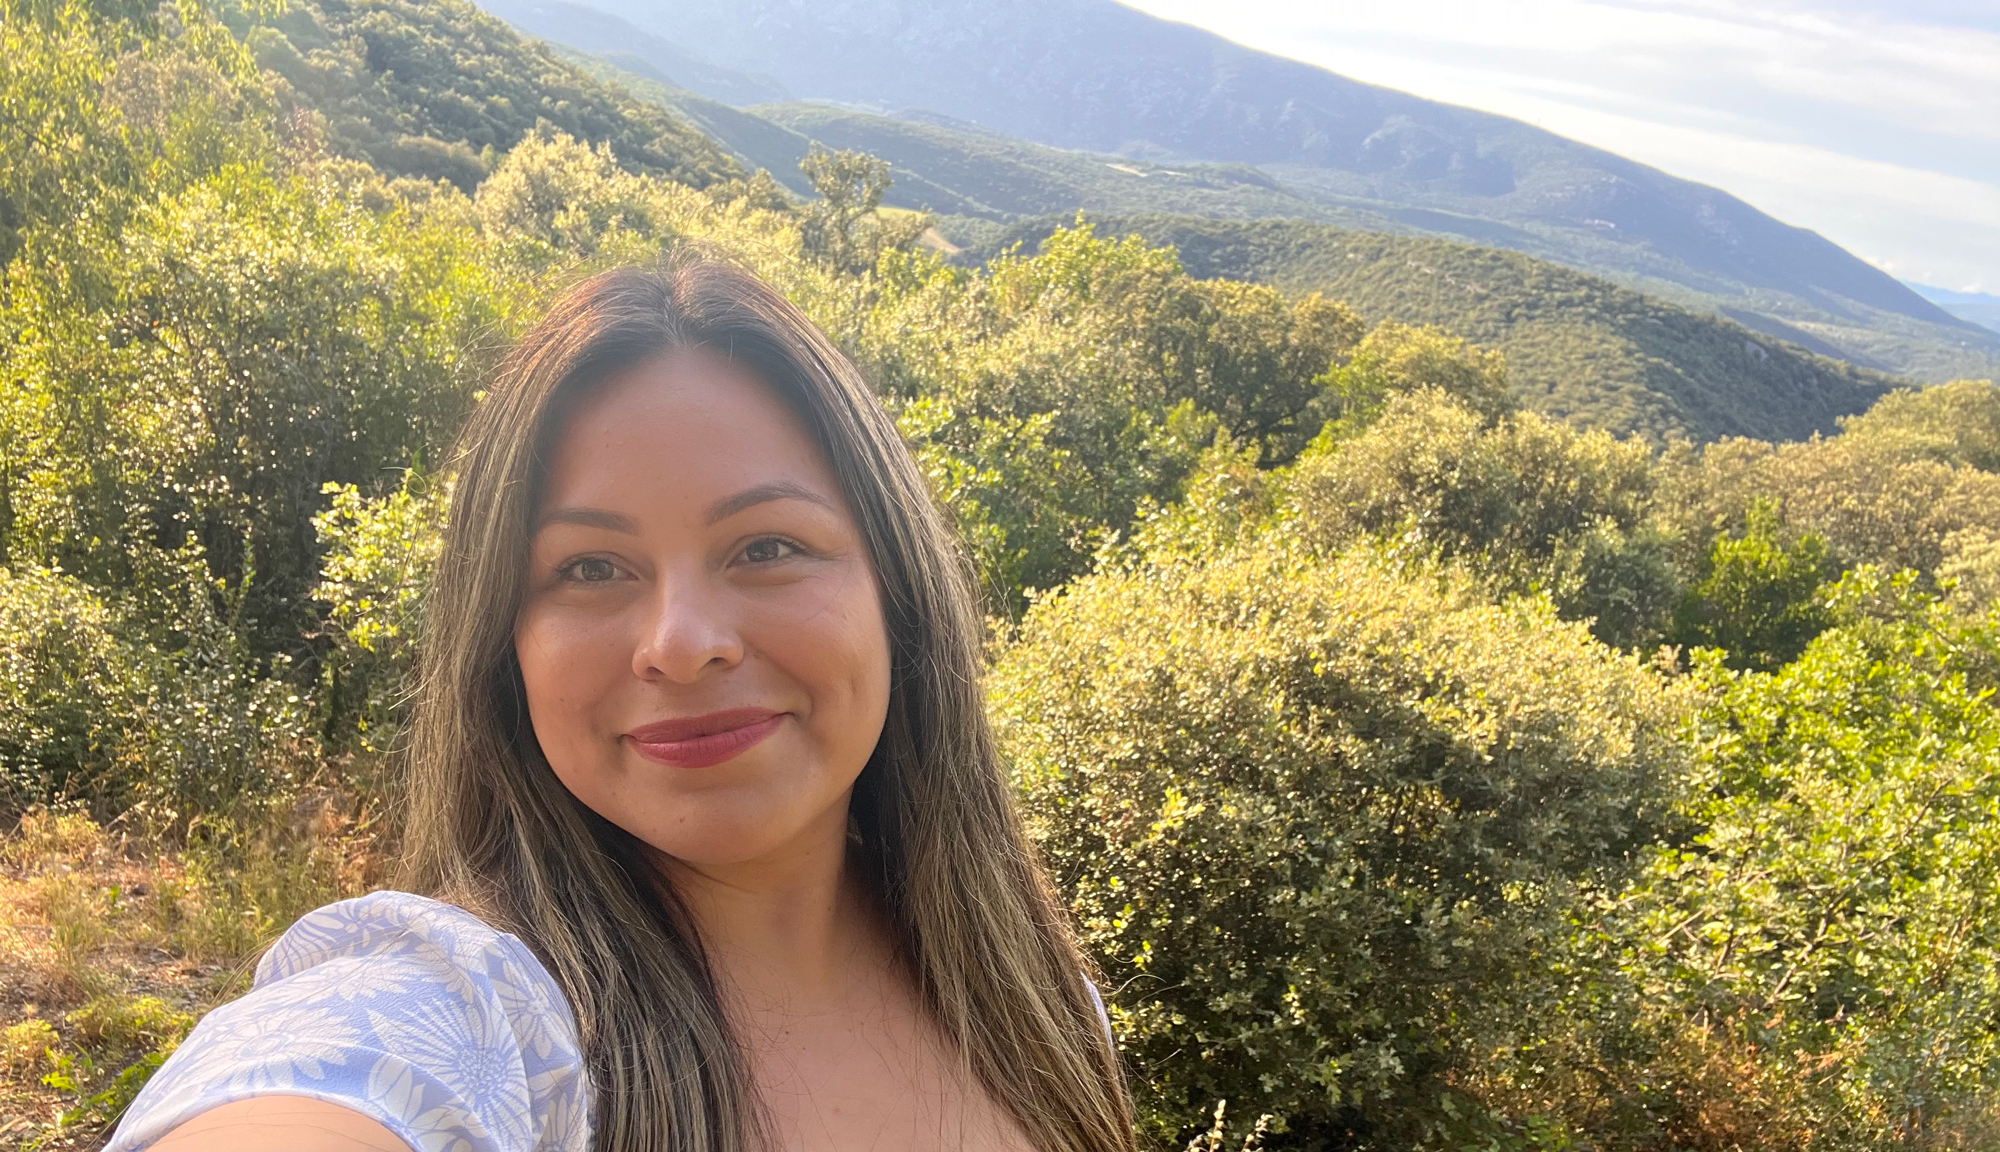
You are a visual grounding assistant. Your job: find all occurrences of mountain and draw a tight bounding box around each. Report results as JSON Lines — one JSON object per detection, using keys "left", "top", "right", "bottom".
{"left": 514, "top": 46, "right": 1903, "bottom": 443}
{"left": 232, "top": 0, "right": 742, "bottom": 191}
{"left": 1911, "top": 284, "right": 2000, "bottom": 336}
{"left": 969, "top": 216, "right": 1896, "bottom": 445}
{"left": 552, "top": 49, "right": 1423, "bottom": 237}
{"left": 208, "top": 0, "right": 1948, "bottom": 447}
{"left": 480, "top": 0, "right": 2000, "bottom": 386}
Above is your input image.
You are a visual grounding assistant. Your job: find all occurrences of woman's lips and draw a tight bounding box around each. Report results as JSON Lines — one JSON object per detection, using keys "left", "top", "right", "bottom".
{"left": 625, "top": 708, "right": 784, "bottom": 769}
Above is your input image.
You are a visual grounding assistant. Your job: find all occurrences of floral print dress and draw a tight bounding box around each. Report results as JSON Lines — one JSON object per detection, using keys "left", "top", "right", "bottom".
{"left": 106, "top": 891, "right": 593, "bottom": 1152}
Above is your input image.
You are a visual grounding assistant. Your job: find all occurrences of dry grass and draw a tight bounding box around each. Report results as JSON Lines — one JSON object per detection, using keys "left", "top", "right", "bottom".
{"left": 0, "top": 801, "right": 382, "bottom": 1150}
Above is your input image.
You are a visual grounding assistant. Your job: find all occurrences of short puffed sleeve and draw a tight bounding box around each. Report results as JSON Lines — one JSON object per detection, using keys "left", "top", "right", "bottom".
{"left": 106, "top": 891, "right": 592, "bottom": 1152}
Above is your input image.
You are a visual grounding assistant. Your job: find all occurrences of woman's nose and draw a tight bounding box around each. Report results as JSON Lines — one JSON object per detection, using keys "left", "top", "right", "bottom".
{"left": 630, "top": 568, "right": 745, "bottom": 683}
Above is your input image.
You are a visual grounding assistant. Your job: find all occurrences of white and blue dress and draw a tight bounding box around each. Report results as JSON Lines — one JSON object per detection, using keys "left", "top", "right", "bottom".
{"left": 107, "top": 891, "right": 593, "bottom": 1152}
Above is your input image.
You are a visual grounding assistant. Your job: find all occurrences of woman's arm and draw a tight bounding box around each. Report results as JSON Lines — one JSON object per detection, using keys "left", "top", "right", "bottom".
{"left": 146, "top": 1096, "right": 414, "bottom": 1152}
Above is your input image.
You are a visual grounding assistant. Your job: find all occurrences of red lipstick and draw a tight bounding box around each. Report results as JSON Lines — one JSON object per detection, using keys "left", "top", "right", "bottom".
{"left": 625, "top": 708, "right": 784, "bottom": 768}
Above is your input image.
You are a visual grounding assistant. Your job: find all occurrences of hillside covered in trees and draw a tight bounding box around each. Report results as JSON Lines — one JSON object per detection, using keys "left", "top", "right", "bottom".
{"left": 484, "top": 0, "right": 2000, "bottom": 388}
{"left": 3, "top": 0, "right": 2000, "bottom": 1150}
{"left": 511, "top": 44, "right": 1925, "bottom": 444}
{"left": 969, "top": 216, "right": 1899, "bottom": 444}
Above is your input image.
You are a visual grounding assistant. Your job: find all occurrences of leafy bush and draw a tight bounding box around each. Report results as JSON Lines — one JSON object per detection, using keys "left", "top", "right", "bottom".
{"left": 0, "top": 164, "right": 484, "bottom": 657}
{"left": 0, "top": 562, "right": 316, "bottom": 825}
{"left": 1663, "top": 397, "right": 2000, "bottom": 588}
{"left": 0, "top": 567, "right": 139, "bottom": 814}
{"left": 120, "top": 615, "right": 320, "bottom": 829}
{"left": 1666, "top": 500, "right": 1838, "bottom": 671}
{"left": 1834, "top": 378, "right": 2000, "bottom": 472}
{"left": 862, "top": 222, "right": 1359, "bottom": 600}
{"left": 474, "top": 129, "right": 680, "bottom": 257}
{"left": 1287, "top": 390, "right": 1677, "bottom": 647}
{"left": 1942, "top": 529, "right": 2000, "bottom": 614}
{"left": 1314, "top": 321, "right": 1510, "bottom": 427}
{"left": 1540, "top": 579, "right": 2000, "bottom": 1149}
{"left": 312, "top": 474, "right": 448, "bottom": 756}
{"left": 994, "top": 537, "right": 1692, "bottom": 1147}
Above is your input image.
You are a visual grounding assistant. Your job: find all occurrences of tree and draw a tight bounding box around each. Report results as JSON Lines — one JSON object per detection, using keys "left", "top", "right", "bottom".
{"left": 1582, "top": 583, "right": 2000, "bottom": 1148}
{"left": 0, "top": 165, "right": 486, "bottom": 658}
{"left": 1660, "top": 386, "right": 2000, "bottom": 589}
{"left": 1286, "top": 390, "right": 1677, "bottom": 647}
{"left": 798, "top": 144, "right": 929, "bottom": 275}
{"left": 859, "top": 222, "right": 1359, "bottom": 604}
{"left": 1313, "top": 321, "right": 1511, "bottom": 430}
{"left": 1667, "top": 499, "right": 1836, "bottom": 671}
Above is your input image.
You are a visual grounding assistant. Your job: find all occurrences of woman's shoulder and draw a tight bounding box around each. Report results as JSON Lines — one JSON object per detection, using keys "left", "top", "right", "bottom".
{"left": 108, "top": 891, "right": 590, "bottom": 1152}
{"left": 260, "top": 892, "right": 571, "bottom": 1011}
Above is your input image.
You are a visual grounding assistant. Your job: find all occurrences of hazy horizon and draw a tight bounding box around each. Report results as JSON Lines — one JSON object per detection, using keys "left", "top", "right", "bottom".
{"left": 1122, "top": 0, "right": 2000, "bottom": 295}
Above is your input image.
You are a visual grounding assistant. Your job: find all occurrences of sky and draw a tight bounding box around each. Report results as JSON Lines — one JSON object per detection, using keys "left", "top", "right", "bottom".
{"left": 1120, "top": 0, "right": 2000, "bottom": 295}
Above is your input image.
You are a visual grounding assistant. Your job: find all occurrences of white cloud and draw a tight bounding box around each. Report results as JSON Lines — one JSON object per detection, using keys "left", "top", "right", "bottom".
{"left": 1122, "top": 0, "right": 2000, "bottom": 291}
{"left": 1512, "top": 101, "right": 2000, "bottom": 291}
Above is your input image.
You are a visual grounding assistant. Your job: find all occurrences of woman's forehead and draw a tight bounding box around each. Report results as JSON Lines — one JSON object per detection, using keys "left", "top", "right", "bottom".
{"left": 539, "top": 349, "right": 843, "bottom": 516}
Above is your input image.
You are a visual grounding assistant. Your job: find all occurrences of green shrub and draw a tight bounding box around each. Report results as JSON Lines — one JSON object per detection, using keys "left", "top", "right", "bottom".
{"left": 118, "top": 613, "right": 319, "bottom": 830}
{"left": 1286, "top": 390, "right": 1675, "bottom": 647}
{"left": 1942, "top": 528, "right": 2000, "bottom": 614}
{"left": 994, "top": 538, "right": 1692, "bottom": 1147}
{"left": 0, "top": 164, "right": 484, "bottom": 659}
{"left": 1667, "top": 499, "right": 1837, "bottom": 671}
{"left": 313, "top": 474, "right": 450, "bottom": 757}
{"left": 1834, "top": 378, "right": 2000, "bottom": 472}
{"left": 1314, "top": 321, "right": 1511, "bottom": 428}
{"left": 1663, "top": 404, "right": 2000, "bottom": 587}
{"left": 861, "top": 222, "right": 1358, "bottom": 602}
{"left": 1558, "top": 579, "right": 2000, "bottom": 1148}
{"left": 0, "top": 567, "right": 138, "bottom": 814}
{"left": 474, "top": 130, "right": 678, "bottom": 257}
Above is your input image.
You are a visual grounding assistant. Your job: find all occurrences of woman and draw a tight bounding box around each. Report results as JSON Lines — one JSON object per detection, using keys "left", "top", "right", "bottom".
{"left": 108, "top": 259, "right": 1135, "bottom": 1152}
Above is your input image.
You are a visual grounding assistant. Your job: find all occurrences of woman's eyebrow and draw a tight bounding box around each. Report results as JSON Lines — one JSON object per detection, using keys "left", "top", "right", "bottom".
{"left": 538, "top": 507, "right": 640, "bottom": 533}
{"left": 704, "top": 480, "right": 838, "bottom": 525}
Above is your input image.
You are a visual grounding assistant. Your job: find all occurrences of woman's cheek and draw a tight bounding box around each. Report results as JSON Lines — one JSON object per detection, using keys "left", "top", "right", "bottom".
{"left": 517, "top": 604, "right": 622, "bottom": 762}
{"left": 752, "top": 572, "right": 888, "bottom": 755}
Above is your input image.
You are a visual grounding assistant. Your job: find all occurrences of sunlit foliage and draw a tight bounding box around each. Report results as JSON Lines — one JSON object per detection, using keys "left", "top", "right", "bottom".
{"left": 2, "top": 1, "right": 1999, "bottom": 1147}
{"left": 995, "top": 537, "right": 1693, "bottom": 1146}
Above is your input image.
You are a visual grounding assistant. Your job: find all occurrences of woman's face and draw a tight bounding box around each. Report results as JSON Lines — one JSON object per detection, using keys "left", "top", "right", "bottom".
{"left": 515, "top": 348, "right": 892, "bottom": 869}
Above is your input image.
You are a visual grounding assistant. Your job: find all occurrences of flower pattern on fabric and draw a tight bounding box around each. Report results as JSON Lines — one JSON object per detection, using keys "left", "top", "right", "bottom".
{"left": 105, "top": 891, "right": 592, "bottom": 1152}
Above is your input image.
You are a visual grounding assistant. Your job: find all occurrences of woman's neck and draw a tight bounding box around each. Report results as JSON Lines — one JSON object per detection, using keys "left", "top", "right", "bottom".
{"left": 653, "top": 798, "right": 885, "bottom": 1013}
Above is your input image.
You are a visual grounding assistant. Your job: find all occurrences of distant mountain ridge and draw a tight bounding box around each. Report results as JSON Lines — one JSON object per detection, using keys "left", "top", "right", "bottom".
{"left": 535, "top": 45, "right": 1906, "bottom": 443}
{"left": 481, "top": 0, "right": 2000, "bottom": 386}
{"left": 237, "top": 0, "right": 1910, "bottom": 446}
{"left": 1911, "top": 284, "right": 2000, "bottom": 336}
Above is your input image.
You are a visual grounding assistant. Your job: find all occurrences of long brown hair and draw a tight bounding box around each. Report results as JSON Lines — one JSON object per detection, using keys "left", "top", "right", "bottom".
{"left": 399, "top": 258, "right": 1135, "bottom": 1152}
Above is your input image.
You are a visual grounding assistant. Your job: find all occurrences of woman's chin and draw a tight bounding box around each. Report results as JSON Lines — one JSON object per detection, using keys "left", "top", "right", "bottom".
{"left": 628, "top": 799, "right": 849, "bottom": 872}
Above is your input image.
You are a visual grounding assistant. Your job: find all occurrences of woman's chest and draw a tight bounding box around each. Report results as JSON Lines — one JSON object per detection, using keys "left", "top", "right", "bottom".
{"left": 744, "top": 1009, "right": 1036, "bottom": 1152}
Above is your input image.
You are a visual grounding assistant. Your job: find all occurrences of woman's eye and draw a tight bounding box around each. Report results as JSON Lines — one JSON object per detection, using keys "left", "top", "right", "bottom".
{"left": 739, "top": 536, "right": 802, "bottom": 565}
{"left": 561, "top": 557, "right": 622, "bottom": 583}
